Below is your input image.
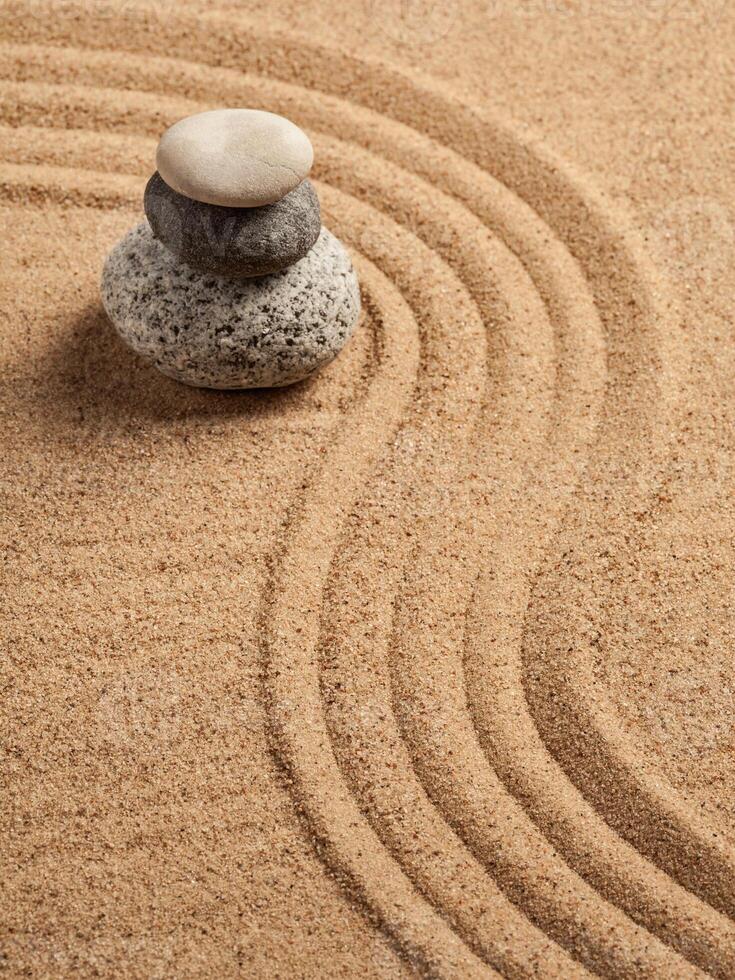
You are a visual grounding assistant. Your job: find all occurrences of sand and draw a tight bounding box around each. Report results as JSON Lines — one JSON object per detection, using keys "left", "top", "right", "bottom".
{"left": 1, "top": 1, "right": 734, "bottom": 977}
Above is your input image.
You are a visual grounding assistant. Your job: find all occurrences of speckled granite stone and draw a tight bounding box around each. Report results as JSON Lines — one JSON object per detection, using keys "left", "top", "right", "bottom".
{"left": 143, "top": 172, "right": 321, "bottom": 278}
{"left": 100, "top": 223, "right": 360, "bottom": 389}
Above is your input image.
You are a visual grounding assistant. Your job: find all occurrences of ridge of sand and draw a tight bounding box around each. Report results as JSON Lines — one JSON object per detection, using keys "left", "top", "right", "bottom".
{"left": 1, "top": 4, "right": 734, "bottom": 977}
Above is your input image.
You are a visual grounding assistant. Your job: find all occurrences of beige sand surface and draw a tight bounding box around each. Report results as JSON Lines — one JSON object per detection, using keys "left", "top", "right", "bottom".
{"left": 1, "top": 1, "right": 734, "bottom": 976}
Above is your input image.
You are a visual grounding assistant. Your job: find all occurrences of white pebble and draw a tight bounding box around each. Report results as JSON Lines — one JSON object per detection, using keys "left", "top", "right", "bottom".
{"left": 156, "top": 108, "right": 314, "bottom": 208}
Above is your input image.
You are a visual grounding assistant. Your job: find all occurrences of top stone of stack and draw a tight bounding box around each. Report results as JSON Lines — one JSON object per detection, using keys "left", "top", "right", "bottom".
{"left": 156, "top": 108, "right": 314, "bottom": 208}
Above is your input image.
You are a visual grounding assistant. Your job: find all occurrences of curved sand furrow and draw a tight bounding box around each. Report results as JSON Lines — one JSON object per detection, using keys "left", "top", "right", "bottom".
{"left": 389, "top": 84, "right": 735, "bottom": 974}
{"left": 258, "top": 261, "right": 492, "bottom": 975}
{"left": 313, "top": 130, "right": 667, "bottom": 977}
{"left": 276, "top": 56, "right": 730, "bottom": 975}
{"left": 0, "top": 123, "right": 155, "bottom": 174}
{"left": 518, "top": 476, "right": 735, "bottom": 920}
{"left": 523, "top": 590, "right": 735, "bottom": 918}
{"left": 446, "top": 148, "right": 735, "bottom": 974}
{"left": 299, "top": 129, "right": 694, "bottom": 974}
{"left": 323, "top": 95, "right": 730, "bottom": 977}
{"left": 356, "top": 166, "right": 706, "bottom": 975}
{"left": 314, "top": 117, "right": 705, "bottom": 977}
{"left": 0, "top": 160, "right": 141, "bottom": 208}
{"left": 451, "top": 114, "right": 735, "bottom": 969}
{"left": 503, "top": 159, "right": 735, "bottom": 921}
{"left": 261, "top": 191, "right": 494, "bottom": 974}
{"left": 377, "top": 43, "right": 735, "bottom": 952}
{"left": 317, "top": 169, "right": 591, "bottom": 976}
{"left": 464, "top": 547, "right": 735, "bottom": 976}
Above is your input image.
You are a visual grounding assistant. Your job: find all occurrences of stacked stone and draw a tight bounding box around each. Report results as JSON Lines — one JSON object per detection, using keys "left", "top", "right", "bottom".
{"left": 101, "top": 109, "right": 361, "bottom": 389}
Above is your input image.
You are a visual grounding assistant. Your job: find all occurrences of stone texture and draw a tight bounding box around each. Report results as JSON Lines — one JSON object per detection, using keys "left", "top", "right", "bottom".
{"left": 143, "top": 172, "right": 321, "bottom": 278}
{"left": 156, "top": 109, "right": 314, "bottom": 208}
{"left": 100, "top": 223, "right": 360, "bottom": 389}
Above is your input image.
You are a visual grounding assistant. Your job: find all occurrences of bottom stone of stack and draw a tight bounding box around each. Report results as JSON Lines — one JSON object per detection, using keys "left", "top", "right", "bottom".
{"left": 100, "top": 223, "right": 361, "bottom": 389}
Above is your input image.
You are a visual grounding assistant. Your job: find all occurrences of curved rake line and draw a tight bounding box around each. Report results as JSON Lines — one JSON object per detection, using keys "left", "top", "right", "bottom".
{"left": 374, "top": 163, "right": 718, "bottom": 973}
{"left": 258, "top": 254, "right": 494, "bottom": 977}
{"left": 315, "top": 170, "right": 593, "bottom": 975}
{"left": 313, "top": 79, "right": 730, "bottom": 976}
{"left": 0, "top": 160, "right": 141, "bottom": 208}
{"left": 315, "top": 102, "right": 704, "bottom": 978}
{"left": 462, "top": 529, "right": 735, "bottom": 975}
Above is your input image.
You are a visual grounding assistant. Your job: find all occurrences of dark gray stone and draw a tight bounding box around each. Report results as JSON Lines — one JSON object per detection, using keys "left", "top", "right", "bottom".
{"left": 143, "top": 172, "right": 321, "bottom": 278}
{"left": 100, "top": 223, "right": 361, "bottom": 389}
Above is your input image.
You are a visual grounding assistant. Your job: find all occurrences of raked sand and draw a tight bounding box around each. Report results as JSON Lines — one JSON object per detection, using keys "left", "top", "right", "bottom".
{"left": 1, "top": 1, "right": 734, "bottom": 976}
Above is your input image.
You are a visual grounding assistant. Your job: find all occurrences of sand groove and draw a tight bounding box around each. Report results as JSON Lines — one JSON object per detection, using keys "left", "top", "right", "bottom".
{"left": 2, "top": 5, "right": 732, "bottom": 976}
{"left": 318, "top": 166, "right": 592, "bottom": 976}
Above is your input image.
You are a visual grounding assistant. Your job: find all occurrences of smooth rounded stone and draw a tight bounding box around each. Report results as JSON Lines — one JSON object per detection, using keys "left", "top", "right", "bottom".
{"left": 143, "top": 172, "right": 321, "bottom": 278}
{"left": 156, "top": 109, "right": 314, "bottom": 208}
{"left": 100, "top": 223, "right": 360, "bottom": 389}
